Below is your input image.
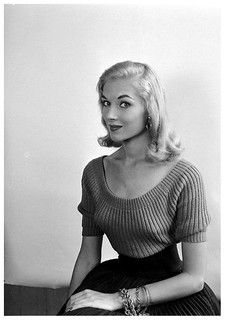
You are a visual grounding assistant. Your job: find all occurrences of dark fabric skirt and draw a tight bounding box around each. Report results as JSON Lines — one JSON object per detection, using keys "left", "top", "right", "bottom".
{"left": 57, "top": 245, "right": 220, "bottom": 316}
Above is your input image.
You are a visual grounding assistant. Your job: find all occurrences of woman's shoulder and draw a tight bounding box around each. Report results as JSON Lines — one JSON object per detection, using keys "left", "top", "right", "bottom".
{"left": 175, "top": 157, "right": 205, "bottom": 185}
{"left": 82, "top": 155, "right": 105, "bottom": 171}
{"left": 80, "top": 156, "right": 105, "bottom": 189}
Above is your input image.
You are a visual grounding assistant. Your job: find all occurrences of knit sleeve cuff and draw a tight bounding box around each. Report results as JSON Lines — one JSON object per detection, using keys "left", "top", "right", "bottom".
{"left": 81, "top": 215, "right": 104, "bottom": 237}
{"left": 180, "top": 230, "right": 206, "bottom": 243}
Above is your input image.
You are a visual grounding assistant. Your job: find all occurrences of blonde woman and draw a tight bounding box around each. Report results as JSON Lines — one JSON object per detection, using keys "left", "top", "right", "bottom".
{"left": 57, "top": 61, "right": 220, "bottom": 315}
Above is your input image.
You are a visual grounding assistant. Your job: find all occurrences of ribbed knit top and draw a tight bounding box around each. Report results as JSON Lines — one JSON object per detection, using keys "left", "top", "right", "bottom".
{"left": 77, "top": 156, "right": 211, "bottom": 258}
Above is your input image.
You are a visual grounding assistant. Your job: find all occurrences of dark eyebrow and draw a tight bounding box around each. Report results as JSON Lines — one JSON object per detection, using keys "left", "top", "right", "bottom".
{"left": 100, "top": 94, "right": 134, "bottom": 100}
{"left": 117, "top": 94, "right": 134, "bottom": 100}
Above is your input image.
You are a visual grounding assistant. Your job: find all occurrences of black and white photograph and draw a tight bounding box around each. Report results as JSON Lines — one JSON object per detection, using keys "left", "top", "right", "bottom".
{"left": 4, "top": 2, "right": 221, "bottom": 316}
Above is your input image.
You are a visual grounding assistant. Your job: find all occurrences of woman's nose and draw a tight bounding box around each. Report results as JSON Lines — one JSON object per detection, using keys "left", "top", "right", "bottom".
{"left": 105, "top": 105, "right": 118, "bottom": 120}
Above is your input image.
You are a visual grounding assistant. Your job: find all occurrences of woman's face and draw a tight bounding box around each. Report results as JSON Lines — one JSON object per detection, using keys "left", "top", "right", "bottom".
{"left": 100, "top": 78, "right": 147, "bottom": 144}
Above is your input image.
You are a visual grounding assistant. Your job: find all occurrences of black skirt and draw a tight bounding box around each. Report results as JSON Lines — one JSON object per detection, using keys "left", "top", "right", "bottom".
{"left": 57, "top": 245, "right": 220, "bottom": 315}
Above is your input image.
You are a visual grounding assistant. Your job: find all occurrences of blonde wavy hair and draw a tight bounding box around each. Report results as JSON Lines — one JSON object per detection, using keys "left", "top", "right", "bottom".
{"left": 96, "top": 61, "right": 184, "bottom": 163}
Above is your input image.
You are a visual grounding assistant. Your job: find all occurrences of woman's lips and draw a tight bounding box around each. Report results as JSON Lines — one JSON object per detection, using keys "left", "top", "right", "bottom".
{"left": 109, "top": 125, "right": 123, "bottom": 132}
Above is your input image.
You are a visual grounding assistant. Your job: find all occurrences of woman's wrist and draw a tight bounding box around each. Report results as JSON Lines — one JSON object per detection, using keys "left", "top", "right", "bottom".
{"left": 112, "top": 291, "right": 123, "bottom": 309}
{"left": 113, "top": 288, "right": 136, "bottom": 308}
{"left": 117, "top": 286, "right": 151, "bottom": 315}
{"left": 141, "top": 285, "right": 152, "bottom": 306}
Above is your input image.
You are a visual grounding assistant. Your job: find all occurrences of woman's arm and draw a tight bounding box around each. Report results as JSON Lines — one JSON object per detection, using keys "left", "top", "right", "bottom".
{"left": 67, "top": 235, "right": 103, "bottom": 298}
{"left": 121, "top": 241, "right": 206, "bottom": 306}
{"left": 66, "top": 241, "right": 207, "bottom": 312}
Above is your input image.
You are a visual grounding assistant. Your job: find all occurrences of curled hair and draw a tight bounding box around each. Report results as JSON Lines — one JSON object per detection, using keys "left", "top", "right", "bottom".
{"left": 96, "top": 61, "right": 184, "bottom": 163}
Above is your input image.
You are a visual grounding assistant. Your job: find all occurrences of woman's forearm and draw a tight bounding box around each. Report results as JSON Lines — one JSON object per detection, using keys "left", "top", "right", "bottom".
{"left": 116, "top": 272, "right": 204, "bottom": 308}
{"left": 67, "top": 253, "right": 100, "bottom": 298}
{"left": 145, "top": 272, "right": 203, "bottom": 305}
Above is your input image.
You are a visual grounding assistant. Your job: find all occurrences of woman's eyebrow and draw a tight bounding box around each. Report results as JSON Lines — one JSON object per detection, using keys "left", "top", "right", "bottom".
{"left": 117, "top": 94, "right": 134, "bottom": 100}
{"left": 100, "top": 94, "right": 134, "bottom": 100}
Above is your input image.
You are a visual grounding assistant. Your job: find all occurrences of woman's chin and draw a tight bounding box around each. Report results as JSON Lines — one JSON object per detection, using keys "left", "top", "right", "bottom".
{"left": 109, "top": 136, "right": 124, "bottom": 146}
{"left": 109, "top": 134, "right": 123, "bottom": 142}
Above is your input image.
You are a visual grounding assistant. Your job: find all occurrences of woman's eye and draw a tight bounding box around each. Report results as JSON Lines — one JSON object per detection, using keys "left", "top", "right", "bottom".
{"left": 101, "top": 101, "right": 110, "bottom": 107}
{"left": 120, "top": 101, "right": 131, "bottom": 108}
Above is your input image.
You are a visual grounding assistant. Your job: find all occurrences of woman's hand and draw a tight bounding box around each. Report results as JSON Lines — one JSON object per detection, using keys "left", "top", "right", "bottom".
{"left": 65, "top": 289, "right": 123, "bottom": 312}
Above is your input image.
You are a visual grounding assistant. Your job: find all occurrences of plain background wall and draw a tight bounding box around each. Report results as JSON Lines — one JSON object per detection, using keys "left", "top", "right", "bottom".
{"left": 5, "top": 4, "right": 220, "bottom": 297}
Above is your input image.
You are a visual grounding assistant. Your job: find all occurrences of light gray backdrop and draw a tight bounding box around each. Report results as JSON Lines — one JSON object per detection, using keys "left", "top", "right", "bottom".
{"left": 5, "top": 4, "right": 220, "bottom": 297}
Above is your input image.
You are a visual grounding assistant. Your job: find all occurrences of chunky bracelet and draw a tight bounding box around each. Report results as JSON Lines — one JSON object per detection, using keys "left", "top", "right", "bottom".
{"left": 119, "top": 287, "right": 150, "bottom": 316}
{"left": 119, "top": 288, "right": 137, "bottom": 316}
{"left": 135, "top": 287, "right": 149, "bottom": 316}
{"left": 135, "top": 287, "right": 142, "bottom": 314}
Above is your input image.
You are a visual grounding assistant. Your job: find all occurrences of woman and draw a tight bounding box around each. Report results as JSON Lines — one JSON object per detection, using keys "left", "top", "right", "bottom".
{"left": 57, "top": 61, "right": 220, "bottom": 315}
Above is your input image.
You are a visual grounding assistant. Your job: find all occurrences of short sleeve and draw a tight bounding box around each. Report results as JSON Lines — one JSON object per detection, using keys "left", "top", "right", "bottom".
{"left": 77, "top": 166, "right": 104, "bottom": 237}
{"left": 174, "top": 167, "right": 211, "bottom": 243}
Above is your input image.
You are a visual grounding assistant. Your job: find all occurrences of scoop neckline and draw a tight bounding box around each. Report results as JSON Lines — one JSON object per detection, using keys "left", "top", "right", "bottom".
{"left": 100, "top": 155, "right": 183, "bottom": 203}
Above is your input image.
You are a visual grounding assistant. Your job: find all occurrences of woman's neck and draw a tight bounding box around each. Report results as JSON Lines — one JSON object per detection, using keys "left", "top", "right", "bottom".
{"left": 119, "top": 130, "right": 151, "bottom": 164}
